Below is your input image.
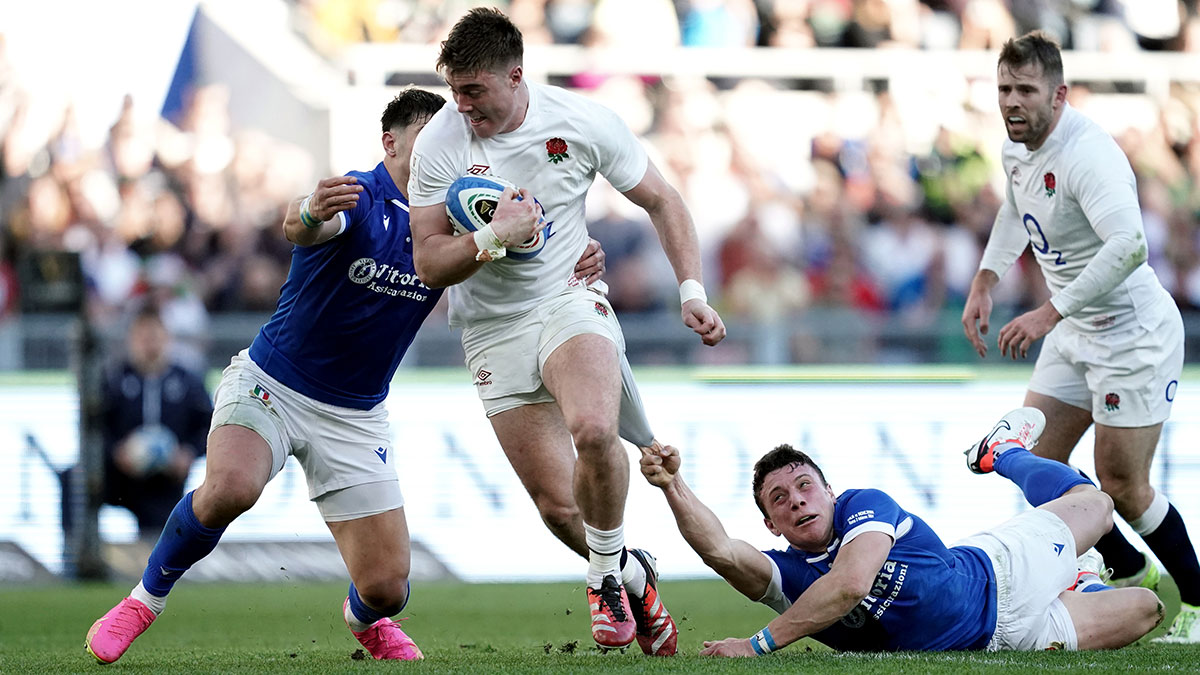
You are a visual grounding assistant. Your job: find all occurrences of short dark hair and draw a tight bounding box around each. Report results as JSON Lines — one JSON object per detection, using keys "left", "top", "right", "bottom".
{"left": 436, "top": 7, "right": 523, "bottom": 78}
{"left": 998, "top": 30, "right": 1064, "bottom": 86}
{"left": 380, "top": 87, "right": 445, "bottom": 133}
{"left": 133, "top": 302, "right": 164, "bottom": 326}
{"left": 752, "top": 444, "right": 828, "bottom": 517}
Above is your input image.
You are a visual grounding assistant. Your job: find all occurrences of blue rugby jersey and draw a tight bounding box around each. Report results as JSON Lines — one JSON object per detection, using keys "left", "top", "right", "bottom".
{"left": 248, "top": 162, "right": 442, "bottom": 409}
{"left": 763, "top": 488, "right": 997, "bottom": 651}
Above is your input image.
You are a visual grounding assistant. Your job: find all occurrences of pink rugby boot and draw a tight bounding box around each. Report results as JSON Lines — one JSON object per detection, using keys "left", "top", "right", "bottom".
{"left": 343, "top": 598, "right": 424, "bottom": 660}
{"left": 85, "top": 597, "right": 157, "bottom": 664}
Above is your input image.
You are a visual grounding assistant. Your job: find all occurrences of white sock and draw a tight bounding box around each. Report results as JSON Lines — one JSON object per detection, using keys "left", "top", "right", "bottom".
{"left": 130, "top": 581, "right": 166, "bottom": 615}
{"left": 1129, "top": 490, "right": 1170, "bottom": 535}
{"left": 344, "top": 602, "right": 371, "bottom": 632}
{"left": 584, "top": 522, "right": 624, "bottom": 588}
{"left": 1072, "top": 572, "right": 1109, "bottom": 593}
{"left": 621, "top": 551, "right": 648, "bottom": 598}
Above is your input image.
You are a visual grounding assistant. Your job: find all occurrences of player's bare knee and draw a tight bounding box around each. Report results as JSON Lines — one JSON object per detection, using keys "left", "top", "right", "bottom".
{"left": 567, "top": 416, "right": 616, "bottom": 454}
{"left": 1090, "top": 491, "right": 1115, "bottom": 527}
{"left": 1063, "top": 483, "right": 1096, "bottom": 498}
{"left": 1098, "top": 481, "right": 1151, "bottom": 518}
{"left": 1094, "top": 469, "right": 1143, "bottom": 497}
{"left": 1072, "top": 488, "right": 1113, "bottom": 515}
{"left": 196, "top": 472, "right": 262, "bottom": 521}
{"left": 1120, "top": 587, "right": 1166, "bottom": 639}
{"left": 535, "top": 499, "right": 579, "bottom": 533}
{"left": 1135, "top": 587, "right": 1165, "bottom": 629}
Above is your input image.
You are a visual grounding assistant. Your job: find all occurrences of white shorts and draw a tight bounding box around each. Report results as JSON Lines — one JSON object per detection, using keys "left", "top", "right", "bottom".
{"left": 1028, "top": 307, "right": 1183, "bottom": 427}
{"left": 209, "top": 350, "right": 403, "bottom": 522}
{"left": 461, "top": 287, "right": 625, "bottom": 414}
{"left": 955, "top": 509, "right": 1078, "bottom": 651}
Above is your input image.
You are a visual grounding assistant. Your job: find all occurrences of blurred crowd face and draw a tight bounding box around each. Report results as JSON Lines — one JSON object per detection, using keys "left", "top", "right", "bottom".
{"left": 128, "top": 314, "right": 169, "bottom": 375}
{"left": 27, "top": 175, "right": 72, "bottom": 239}
{"left": 997, "top": 61, "right": 1064, "bottom": 151}
{"left": 444, "top": 65, "right": 525, "bottom": 139}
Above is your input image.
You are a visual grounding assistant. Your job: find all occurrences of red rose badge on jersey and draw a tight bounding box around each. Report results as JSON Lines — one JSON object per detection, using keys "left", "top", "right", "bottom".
{"left": 1043, "top": 172, "right": 1056, "bottom": 198}
{"left": 546, "top": 137, "right": 570, "bottom": 164}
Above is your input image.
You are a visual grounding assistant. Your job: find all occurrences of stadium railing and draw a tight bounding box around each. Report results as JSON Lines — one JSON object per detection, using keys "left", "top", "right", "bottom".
{"left": 6, "top": 307, "right": 1200, "bottom": 371}
{"left": 341, "top": 43, "right": 1200, "bottom": 98}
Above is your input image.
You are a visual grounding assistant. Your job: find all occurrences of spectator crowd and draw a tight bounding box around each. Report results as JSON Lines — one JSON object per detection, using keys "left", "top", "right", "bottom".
{"left": 2, "top": 1, "right": 1200, "bottom": 366}
{"left": 294, "top": 0, "right": 1200, "bottom": 53}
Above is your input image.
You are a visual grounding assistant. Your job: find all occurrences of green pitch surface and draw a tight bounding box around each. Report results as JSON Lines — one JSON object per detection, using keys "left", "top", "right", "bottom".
{"left": 0, "top": 578, "right": 1195, "bottom": 673}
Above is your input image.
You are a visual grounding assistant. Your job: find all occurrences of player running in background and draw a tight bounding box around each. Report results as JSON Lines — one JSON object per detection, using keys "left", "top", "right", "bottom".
{"left": 640, "top": 408, "right": 1163, "bottom": 654}
{"left": 960, "top": 30, "right": 1200, "bottom": 643}
{"left": 408, "top": 7, "right": 724, "bottom": 654}
{"left": 84, "top": 88, "right": 609, "bottom": 664}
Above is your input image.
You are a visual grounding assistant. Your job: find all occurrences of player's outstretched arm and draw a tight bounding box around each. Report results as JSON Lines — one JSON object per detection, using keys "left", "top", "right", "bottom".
{"left": 964, "top": 196, "right": 1031, "bottom": 356}
{"left": 621, "top": 160, "right": 725, "bottom": 346}
{"left": 284, "top": 176, "right": 362, "bottom": 247}
{"left": 701, "top": 531, "right": 892, "bottom": 658}
{"left": 640, "top": 445, "right": 772, "bottom": 601}
{"left": 411, "top": 188, "right": 542, "bottom": 288}
{"left": 962, "top": 269, "right": 999, "bottom": 358}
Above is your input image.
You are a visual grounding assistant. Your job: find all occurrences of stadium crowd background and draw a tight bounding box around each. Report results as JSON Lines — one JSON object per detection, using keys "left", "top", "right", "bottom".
{"left": 2, "top": 0, "right": 1200, "bottom": 368}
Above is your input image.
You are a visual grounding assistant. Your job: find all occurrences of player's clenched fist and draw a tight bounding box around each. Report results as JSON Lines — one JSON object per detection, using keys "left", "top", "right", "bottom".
{"left": 640, "top": 444, "right": 681, "bottom": 489}
{"left": 683, "top": 300, "right": 726, "bottom": 347}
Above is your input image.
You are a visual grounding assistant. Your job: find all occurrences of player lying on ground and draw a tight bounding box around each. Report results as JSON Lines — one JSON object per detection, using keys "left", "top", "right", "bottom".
{"left": 640, "top": 408, "right": 1163, "bottom": 654}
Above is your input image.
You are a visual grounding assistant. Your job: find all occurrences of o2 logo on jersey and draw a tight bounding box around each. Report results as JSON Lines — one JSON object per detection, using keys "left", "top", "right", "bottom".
{"left": 348, "top": 257, "right": 377, "bottom": 284}
{"left": 1022, "top": 214, "right": 1066, "bottom": 266}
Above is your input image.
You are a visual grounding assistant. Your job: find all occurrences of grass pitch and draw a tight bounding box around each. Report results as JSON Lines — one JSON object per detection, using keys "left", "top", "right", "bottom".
{"left": 0, "top": 577, "right": 1195, "bottom": 673}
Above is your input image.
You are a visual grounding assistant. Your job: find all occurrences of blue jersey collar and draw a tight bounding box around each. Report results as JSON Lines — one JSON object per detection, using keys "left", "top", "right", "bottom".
{"left": 372, "top": 162, "right": 406, "bottom": 203}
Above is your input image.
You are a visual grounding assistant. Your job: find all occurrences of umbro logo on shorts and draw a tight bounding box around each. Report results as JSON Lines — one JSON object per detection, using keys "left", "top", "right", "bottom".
{"left": 474, "top": 369, "right": 492, "bottom": 387}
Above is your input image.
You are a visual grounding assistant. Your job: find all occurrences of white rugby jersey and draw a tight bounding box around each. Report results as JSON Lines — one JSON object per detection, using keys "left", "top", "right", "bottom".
{"left": 409, "top": 82, "right": 649, "bottom": 327}
{"left": 983, "top": 103, "right": 1171, "bottom": 333}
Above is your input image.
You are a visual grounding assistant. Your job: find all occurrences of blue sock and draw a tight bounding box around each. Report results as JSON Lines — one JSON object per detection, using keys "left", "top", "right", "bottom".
{"left": 992, "top": 443, "right": 1094, "bottom": 507}
{"left": 348, "top": 581, "right": 408, "bottom": 626}
{"left": 141, "top": 491, "right": 226, "bottom": 597}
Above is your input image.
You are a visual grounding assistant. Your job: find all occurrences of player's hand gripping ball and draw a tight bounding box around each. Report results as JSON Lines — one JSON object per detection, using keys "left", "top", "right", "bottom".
{"left": 445, "top": 174, "right": 550, "bottom": 260}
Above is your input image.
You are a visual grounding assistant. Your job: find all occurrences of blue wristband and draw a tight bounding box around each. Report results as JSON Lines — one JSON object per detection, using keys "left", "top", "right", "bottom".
{"left": 299, "top": 196, "right": 322, "bottom": 229}
{"left": 751, "top": 627, "right": 777, "bottom": 654}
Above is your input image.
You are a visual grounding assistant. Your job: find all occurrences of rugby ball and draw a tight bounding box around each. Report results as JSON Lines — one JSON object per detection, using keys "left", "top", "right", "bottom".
{"left": 445, "top": 174, "right": 550, "bottom": 260}
{"left": 123, "top": 424, "right": 177, "bottom": 478}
